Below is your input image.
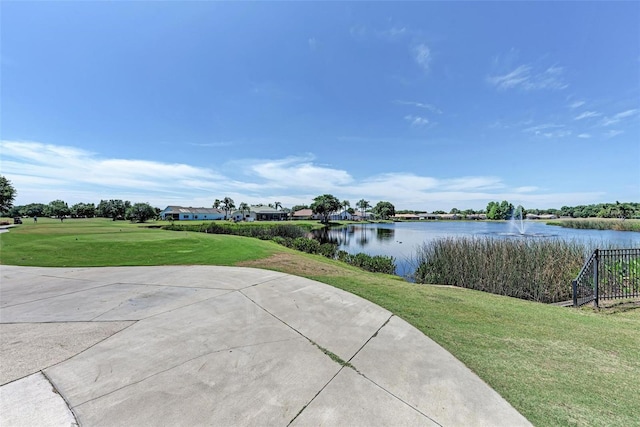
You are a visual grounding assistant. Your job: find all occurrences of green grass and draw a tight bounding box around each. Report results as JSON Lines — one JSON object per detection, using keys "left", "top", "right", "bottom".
{"left": 2, "top": 217, "right": 639, "bottom": 426}
{"left": 0, "top": 217, "right": 276, "bottom": 266}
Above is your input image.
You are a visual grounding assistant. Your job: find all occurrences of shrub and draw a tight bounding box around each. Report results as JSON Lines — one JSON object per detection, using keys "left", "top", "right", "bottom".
{"left": 292, "top": 237, "right": 321, "bottom": 254}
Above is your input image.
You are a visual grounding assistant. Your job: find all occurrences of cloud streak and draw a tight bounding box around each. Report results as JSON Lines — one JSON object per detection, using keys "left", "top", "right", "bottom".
{"left": 488, "top": 64, "right": 567, "bottom": 91}
{"left": 1, "top": 140, "right": 606, "bottom": 210}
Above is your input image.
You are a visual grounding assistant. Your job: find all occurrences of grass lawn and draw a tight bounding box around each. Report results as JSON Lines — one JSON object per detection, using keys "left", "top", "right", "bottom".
{"left": 0, "top": 217, "right": 277, "bottom": 266}
{"left": 2, "top": 217, "right": 639, "bottom": 426}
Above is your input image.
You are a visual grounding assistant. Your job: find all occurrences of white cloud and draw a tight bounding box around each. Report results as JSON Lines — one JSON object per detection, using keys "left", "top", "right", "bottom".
{"left": 0, "top": 140, "right": 610, "bottom": 211}
{"left": 569, "top": 100, "right": 586, "bottom": 109}
{"left": 604, "top": 130, "right": 624, "bottom": 138}
{"left": 601, "top": 109, "right": 639, "bottom": 126}
{"left": 523, "top": 123, "right": 564, "bottom": 134}
{"left": 577, "top": 133, "right": 592, "bottom": 139}
{"left": 393, "top": 100, "right": 442, "bottom": 113}
{"left": 404, "top": 115, "right": 429, "bottom": 127}
{"left": 488, "top": 63, "right": 567, "bottom": 91}
{"left": 413, "top": 44, "right": 431, "bottom": 72}
{"left": 378, "top": 27, "right": 407, "bottom": 40}
{"left": 574, "top": 111, "right": 600, "bottom": 120}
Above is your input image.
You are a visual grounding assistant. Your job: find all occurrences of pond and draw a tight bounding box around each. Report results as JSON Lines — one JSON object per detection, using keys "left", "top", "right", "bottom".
{"left": 314, "top": 221, "right": 640, "bottom": 279}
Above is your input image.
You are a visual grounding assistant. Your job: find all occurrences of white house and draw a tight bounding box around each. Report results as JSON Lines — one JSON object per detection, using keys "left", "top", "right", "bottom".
{"left": 230, "top": 206, "right": 288, "bottom": 222}
{"left": 160, "top": 206, "right": 225, "bottom": 221}
{"left": 329, "top": 210, "right": 354, "bottom": 221}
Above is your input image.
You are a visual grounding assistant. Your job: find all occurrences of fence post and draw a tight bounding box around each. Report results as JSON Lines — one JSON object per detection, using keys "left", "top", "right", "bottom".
{"left": 572, "top": 280, "right": 578, "bottom": 307}
{"left": 593, "top": 249, "right": 599, "bottom": 308}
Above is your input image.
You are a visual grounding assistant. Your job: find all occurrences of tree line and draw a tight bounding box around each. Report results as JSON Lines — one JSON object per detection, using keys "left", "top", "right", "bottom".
{"left": 6, "top": 199, "right": 158, "bottom": 223}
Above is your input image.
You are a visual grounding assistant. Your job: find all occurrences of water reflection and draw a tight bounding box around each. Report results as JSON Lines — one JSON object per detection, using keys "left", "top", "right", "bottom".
{"left": 313, "top": 225, "right": 395, "bottom": 248}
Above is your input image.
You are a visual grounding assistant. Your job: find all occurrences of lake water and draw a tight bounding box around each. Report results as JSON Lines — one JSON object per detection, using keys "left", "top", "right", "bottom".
{"left": 315, "top": 221, "right": 640, "bottom": 279}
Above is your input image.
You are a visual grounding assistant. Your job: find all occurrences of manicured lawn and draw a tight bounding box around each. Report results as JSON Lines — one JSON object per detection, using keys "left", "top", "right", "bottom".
{"left": 0, "top": 217, "right": 277, "bottom": 266}
{"left": 2, "top": 217, "right": 638, "bottom": 426}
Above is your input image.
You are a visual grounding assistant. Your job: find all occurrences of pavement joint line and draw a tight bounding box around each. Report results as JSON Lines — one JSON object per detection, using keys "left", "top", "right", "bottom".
{"left": 91, "top": 288, "right": 238, "bottom": 323}
{"left": 286, "top": 365, "right": 346, "bottom": 427}
{"left": 346, "top": 314, "right": 393, "bottom": 367}
{"left": 0, "top": 281, "right": 117, "bottom": 309}
{"left": 0, "top": 321, "right": 138, "bottom": 387}
{"left": 238, "top": 273, "right": 291, "bottom": 290}
{"left": 357, "top": 371, "right": 444, "bottom": 427}
{"left": 344, "top": 315, "right": 444, "bottom": 427}
{"left": 41, "top": 370, "right": 80, "bottom": 426}
{"left": 70, "top": 337, "right": 298, "bottom": 409}
{"left": 238, "top": 289, "right": 360, "bottom": 426}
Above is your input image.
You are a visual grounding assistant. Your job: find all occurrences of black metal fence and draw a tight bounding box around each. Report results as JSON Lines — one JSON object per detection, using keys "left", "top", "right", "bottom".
{"left": 572, "top": 248, "right": 640, "bottom": 307}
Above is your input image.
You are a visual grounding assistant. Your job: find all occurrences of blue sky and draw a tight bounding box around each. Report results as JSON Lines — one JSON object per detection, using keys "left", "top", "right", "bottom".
{"left": 2, "top": 1, "right": 639, "bottom": 211}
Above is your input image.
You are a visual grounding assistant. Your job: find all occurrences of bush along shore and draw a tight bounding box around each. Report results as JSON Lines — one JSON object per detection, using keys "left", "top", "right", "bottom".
{"left": 414, "top": 237, "right": 589, "bottom": 303}
{"left": 164, "top": 223, "right": 396, "bottom": 275}
{"left": 546, "top": 218, "right": 640, "bottom": 232}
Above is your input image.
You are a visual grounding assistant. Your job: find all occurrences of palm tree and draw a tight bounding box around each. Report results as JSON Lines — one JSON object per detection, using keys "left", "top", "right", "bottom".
{"left": 274, "top": 201, "right": 282, "bottom": 211}
{"left": 341, "top": 200, "right": 350, "bottom": 220}
{"left": 238, "top": 202, "right": 250, "bottom": 221}
{"left": 356, "top": 199, "right": 370, "bottom": 219}
{"left": 222, "top": 197, "right": 235, "bottom": 220}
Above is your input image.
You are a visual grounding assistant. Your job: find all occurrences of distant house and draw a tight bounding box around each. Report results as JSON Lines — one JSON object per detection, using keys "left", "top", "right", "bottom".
{"left": 526, "top": 214, "right": 557, "bottom": 220}
{"left": 292, "top": 209, "right": 314, "bottom": 220}
{"left": 466, "top": 213, "right": 487, "bottom": 220}
{"left": 393, "top": 213, "right": 420, "bottom": 221}
{"left": 351, "top": 212, "right": 373, "bottom": 221}
{"left": 436, "top": 214, "right": 461, "bottom": 220}
{"left": 160, "top": 206, "right": 225, "bottom": 221}
{"left": 329, "top": 210, "right": 354, "bottom": 221}
{"left": 231, "top": 206, "right": 288, "bottom": 221}
{"left": 419, "top": 213, "right": 438, "bottom": 220}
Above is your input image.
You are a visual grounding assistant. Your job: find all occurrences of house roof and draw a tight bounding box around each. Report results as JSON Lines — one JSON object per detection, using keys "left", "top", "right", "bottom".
{"left": 292, "top": 209, "right": 313, "bottom": 217}
{"left": 162, "top": 206, "right": 224, "bottom": 215}
{"left": 251, "top": 206, "right": 284, "bottom": 214}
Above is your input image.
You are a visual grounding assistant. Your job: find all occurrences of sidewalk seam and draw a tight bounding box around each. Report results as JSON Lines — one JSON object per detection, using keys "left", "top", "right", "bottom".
{"left": 41, "top": 370, "right": 80, "bottom": 427}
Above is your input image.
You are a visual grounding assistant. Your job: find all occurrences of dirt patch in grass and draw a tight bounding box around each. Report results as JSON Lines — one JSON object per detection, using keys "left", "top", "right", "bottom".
{"left": 236, "top": 252, "right": 347, "bottom": 277}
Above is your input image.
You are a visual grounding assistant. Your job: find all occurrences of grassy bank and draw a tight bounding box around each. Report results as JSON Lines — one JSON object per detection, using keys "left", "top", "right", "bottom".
{"left": 2, "top": 218, "right": 639, "bottom": 426}
{"left": 547, "top": 218, "right": 640, "bottom": 232}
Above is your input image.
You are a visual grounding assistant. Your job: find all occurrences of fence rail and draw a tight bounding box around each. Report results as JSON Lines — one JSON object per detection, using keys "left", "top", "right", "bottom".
{"left": 572, "top": 248, "right": 640, "bottom": 307}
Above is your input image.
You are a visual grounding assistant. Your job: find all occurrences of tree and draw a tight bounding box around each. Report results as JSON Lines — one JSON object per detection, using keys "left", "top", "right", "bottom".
{"left": 48, "top": 199, "right": 70, "bottom": 219}
{"left": 213, "top": 199, "right": 221, "bottom": 209}
{"left": 341, "top": 200, "right": 351, "bottom": 219}
{"left": 221, "top": 197, "right": 235, "bottom": 219}
{"left": 372, "top": 201, "right": 395, "bottom": 220}
{"left": 356, "top": 199, "right": 371, "bottom": 218}
{"left": 71, "top": 202, "right": 96, "bottom": 218}
{"left": 0, "top": 175, "right": 17, "bottom": 215}
{"left": 96, "top": 199, "right": 129, "bottom": 220}
{"left": 20, "top": 203, "right": 48, "bottom": 218}
{"left": 274, "top": 201, "right": 282, "bottom": 211}
{"left": 238, "top": 202, "right": 250, "bottom": 220}
{"left": 486, "top": 200, "right": 514, "bottom": 220}
{"left": 616, "top": 201, "right": 632, "bottom": 220}
{"left": 126, "top": 203, "right": 156, "bottom": 223}
{"left": 311, "top": 194, "right": 341, "bottom": 224}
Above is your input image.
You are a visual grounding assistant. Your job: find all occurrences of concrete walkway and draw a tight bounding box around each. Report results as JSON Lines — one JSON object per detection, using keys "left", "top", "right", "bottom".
{"left": 0, "top": 265, "right": 531, "bottom": 426}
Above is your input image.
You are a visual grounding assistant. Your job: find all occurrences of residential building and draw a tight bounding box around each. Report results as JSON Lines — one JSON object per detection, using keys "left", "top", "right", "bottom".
{"left": 160, "top": 206, "right": 225, "bottom": 221}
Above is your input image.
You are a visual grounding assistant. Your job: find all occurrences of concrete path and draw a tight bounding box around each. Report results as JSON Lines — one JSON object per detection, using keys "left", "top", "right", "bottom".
{"left": 0, "top": 265, "right": 531, "bottom": 426}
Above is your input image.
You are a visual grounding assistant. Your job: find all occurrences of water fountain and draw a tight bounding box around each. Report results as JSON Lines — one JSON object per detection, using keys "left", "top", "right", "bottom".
{"left": 509, "top": 206, "right": 528, "bottom": 235}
